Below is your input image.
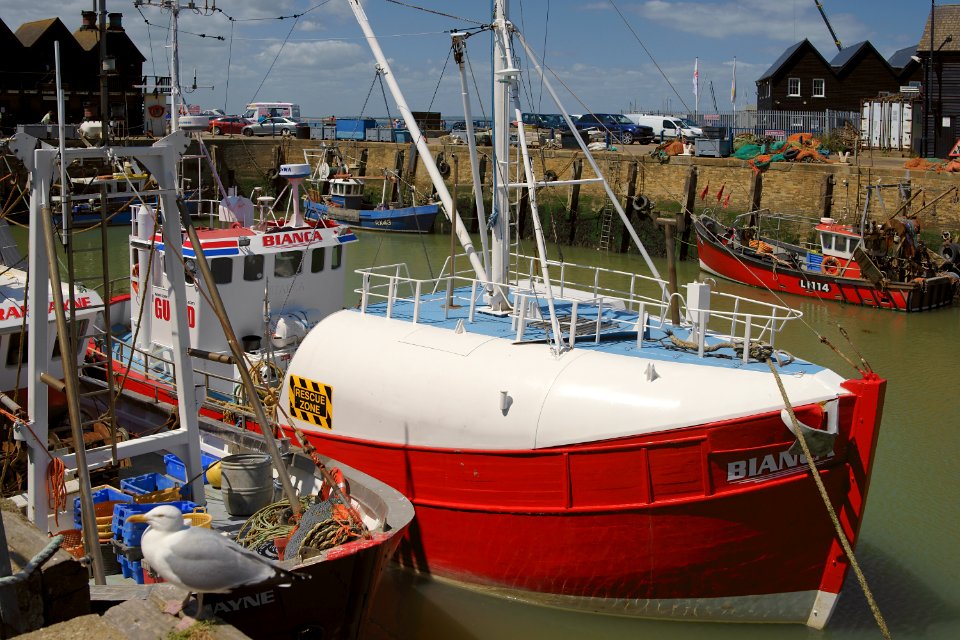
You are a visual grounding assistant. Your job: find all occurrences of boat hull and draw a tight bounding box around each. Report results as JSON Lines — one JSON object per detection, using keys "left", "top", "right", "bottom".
{"left": 693, "top": 216, "right": 957, "bottom": 311}
{"left": 304, "top": 198, "right": 439, "bottom": 233}
{"left": 281, "top": 374, "right": 885, "bottom": 627}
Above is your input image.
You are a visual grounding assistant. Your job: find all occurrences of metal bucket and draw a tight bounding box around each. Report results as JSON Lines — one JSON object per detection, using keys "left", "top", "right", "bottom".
{"left": 220, "top": 454, "right": 274, "bottom": 516}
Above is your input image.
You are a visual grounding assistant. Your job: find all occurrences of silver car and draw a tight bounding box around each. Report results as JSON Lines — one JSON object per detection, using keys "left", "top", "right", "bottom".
{"left": 241, "top": 116, "right": 301, "bottom": 137}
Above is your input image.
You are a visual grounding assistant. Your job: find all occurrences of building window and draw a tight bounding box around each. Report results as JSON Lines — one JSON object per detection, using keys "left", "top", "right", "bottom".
{"left": 812, "top": 78, "right": 825, "bottom": 97}
{"left": 787, "top": 77, "right": 800, "bottom": 97}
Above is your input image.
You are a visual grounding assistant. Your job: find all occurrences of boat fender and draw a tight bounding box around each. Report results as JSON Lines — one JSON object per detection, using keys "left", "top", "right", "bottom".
{"left": 821, "top": 256, "right": 840, "bottom": 275}
{"left": 543, "top": 170, "right": 558, "bottom": 182}
{"left": 941, "top": 242, "right": 960, "bottom": 264}
{"left": 632, "top": 195, "right": 651, "bottom": 212}
{"left": 437, "top": 160, "right": 451, "bottom": 178}
{"left": 783, "top": 147, "right": 800, "bottom": 160}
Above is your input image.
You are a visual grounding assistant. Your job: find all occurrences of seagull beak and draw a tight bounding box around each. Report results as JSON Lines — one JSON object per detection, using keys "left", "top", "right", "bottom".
{"left": 126, "top": 514, "right": 149, "bottom": 523}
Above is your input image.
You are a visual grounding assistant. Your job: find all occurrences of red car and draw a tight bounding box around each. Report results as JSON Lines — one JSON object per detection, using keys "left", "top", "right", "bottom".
{"left": 208, "top": 116, "right": 247, "bottom": 136}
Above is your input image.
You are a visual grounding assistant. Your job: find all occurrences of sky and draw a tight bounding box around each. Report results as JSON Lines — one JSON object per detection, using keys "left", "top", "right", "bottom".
{"left": 0, "top": 0, "right": 933, "bottom": 119}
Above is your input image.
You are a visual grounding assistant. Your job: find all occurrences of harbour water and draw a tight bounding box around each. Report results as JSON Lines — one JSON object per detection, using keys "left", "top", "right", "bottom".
{"left": 22, "top": 225, "right": 959, "bottom": 639}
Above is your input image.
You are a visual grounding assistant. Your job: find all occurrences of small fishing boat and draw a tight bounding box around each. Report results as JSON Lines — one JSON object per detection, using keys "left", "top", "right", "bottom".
{"left": 303, "top": 161, "right": 439, "bottom": 233}
{"left": 8, "top": 128, "right": 413, "bottom": 639}
{"left": 694, "top": 199, "right": 960, "bottom": 312}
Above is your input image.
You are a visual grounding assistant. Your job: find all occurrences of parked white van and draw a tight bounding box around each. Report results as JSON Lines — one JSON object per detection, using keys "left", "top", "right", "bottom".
{"left": 242, "top": 102, "right": 301, "bottom": 123}
{"left": 624, "top": 114, "right": 703, "bottom": 142}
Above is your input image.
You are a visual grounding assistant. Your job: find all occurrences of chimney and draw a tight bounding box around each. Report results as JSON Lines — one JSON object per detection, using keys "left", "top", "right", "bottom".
{"left": 80, "top": 10, "right": 96, "bottom": 30}
{"left": 107, "top": 13, "right": 123, "bottom": 31}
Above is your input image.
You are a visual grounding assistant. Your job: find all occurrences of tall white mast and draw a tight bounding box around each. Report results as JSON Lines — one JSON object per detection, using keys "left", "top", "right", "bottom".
{"left": 490, "top": 0, "right": 512, "bottom": 294}
{"left": 346, "top": 0, "right": 489, "bottom": 285}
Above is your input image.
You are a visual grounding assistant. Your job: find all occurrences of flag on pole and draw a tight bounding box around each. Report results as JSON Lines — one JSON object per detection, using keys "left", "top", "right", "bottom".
{"left": 731, "top": 57, "right": 737, "bottom": 105}
{"left": 693, "top": 57, "right": 699, "bottom": 109}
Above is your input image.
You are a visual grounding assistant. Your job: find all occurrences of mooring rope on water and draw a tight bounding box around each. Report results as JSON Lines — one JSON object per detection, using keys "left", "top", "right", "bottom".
{"left": 766, "top": 358, "right": 891, "bottom": 640}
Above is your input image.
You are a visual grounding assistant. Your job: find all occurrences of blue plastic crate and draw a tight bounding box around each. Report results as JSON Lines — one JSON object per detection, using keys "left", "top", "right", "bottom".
{"left": 163, "top": 452, "right": 219, "bottom": 484}
{"left": 112, "top": 500, "right": 198, "bottom": 546}
{"left": 121, "top": 472, "right": 190, "bottom": 500}
{"left": 117, "top": 554, "right": 145, "bottom": 584}
{"left": 74, "top": 486, "right": 134, "bottom": 528}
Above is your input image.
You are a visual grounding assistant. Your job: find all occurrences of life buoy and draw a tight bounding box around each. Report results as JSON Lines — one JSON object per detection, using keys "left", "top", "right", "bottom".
{"left": 320, "top": 467, "right": 349, "bottom": 501}
{"left": 821, "top": 256, "right": 841, "bottom": 275}
{"left": 131, "top": 263, "right": 140, "bottom": 295}
{"left": 147, "top": 104, "right": 165, "bottom": 119}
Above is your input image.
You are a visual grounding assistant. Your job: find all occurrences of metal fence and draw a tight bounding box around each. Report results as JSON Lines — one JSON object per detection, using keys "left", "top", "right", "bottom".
{"left": 678, "top": 109, "right": 860, "bottom": 139}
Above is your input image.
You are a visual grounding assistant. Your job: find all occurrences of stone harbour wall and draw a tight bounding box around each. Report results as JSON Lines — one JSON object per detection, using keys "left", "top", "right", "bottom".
{"left": 203, "top": 137, "right": 960, "bottom": 244}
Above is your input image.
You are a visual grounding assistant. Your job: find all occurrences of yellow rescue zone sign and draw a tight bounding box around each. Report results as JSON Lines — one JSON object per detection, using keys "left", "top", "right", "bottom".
{"left": 288, "top": 375, "right": 332, "bottom": 430}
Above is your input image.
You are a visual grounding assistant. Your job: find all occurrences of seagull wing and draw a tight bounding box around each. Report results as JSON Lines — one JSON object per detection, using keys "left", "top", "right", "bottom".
{"left": 147, "top": 527, "right": 287, "bottom": 593}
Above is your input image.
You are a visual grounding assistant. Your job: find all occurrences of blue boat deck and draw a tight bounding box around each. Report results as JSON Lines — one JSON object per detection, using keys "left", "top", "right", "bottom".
{"left": 353, "top": 270, "right": 819, "bottom": 375}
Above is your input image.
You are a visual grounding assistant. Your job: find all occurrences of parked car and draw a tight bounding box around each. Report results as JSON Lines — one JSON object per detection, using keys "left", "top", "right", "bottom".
{"left": 521, "top": 113, "right": 569, "bottom": 130}
{"left": 208, "top": 116, "right": 247, "bottom": 136}
{"left": 241, "top": 116, "right": 302, "bottom": 137}
{"left": 573, "top": 113, "right": 653, "bottom": 145}
{"left": 624, "top": 114, "right": 703, "bottom": 142}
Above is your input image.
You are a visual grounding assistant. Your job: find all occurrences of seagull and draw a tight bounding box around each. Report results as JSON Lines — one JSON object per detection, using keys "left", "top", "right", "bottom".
{"left": 127, "top": 505, "right": 307, "bottom": 617}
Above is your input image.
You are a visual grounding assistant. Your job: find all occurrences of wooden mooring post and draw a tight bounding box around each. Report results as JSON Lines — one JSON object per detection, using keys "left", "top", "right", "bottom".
{"left": 566, "top": 158, "right": 583, "bottom": 246}
{"left": 678, "top": 165, "right": 698, "bottom": 261}
{"left": 619, "top": 161, "right": 639, "bottom": 253}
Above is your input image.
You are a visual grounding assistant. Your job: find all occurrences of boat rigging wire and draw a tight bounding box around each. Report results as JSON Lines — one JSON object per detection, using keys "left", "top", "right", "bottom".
{"left": 606, "top": 0, "right": 692, "bottom": 113}
{"left": 384, "top": 0, "right": 487, "bottom": 26}
{"left": 249, "top": 15, "right": 301, "bottom": 104}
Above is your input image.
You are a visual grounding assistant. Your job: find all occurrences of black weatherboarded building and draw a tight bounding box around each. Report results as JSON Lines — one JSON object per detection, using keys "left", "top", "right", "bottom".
{"left": 0, "top": 11, "right": 144, "bottom": 134}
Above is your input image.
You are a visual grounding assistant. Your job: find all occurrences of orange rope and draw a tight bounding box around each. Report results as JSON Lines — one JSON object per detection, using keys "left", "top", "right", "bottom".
{"left": 46, "top": 457, "right": 67, "bottom": 528}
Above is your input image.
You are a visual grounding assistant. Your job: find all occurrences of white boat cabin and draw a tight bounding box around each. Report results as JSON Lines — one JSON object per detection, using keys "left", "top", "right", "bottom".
{"left": 815, "top": 218, "right": 861, "bottom": 260}
{"left": 0, "top": 268, "right": 102, "bottom": 396}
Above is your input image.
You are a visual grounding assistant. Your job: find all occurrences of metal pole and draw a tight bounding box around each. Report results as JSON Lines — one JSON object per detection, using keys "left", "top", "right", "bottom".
{"left": 39, "top": 203, "right": 106, "bottom": 584}
{"left": 176, "top": 202, "right": 301, "bottom": 515}
{"left": 99, "top": 0, "right": 109, "bottom": 146}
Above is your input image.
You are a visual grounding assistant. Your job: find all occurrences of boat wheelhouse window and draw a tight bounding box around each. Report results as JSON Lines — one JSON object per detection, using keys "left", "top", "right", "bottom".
{"left": 820, "top": 232, "right": 833, "bottom": 251}
{"left": 51, "top": 320, "right": 89, "bottom": 359}
{"left": 211, "top": 257, "right": 233, "bottom": 285}
{"left": 6, "top": 332, "right": 25, "bottom": 366}
{"left": 243, "top": 254, "right": 264, "bottom": 281}
{"left": 274, "top": 250, "right": 303, "bottom": 278}
{"left": 165, "top": 253, "right": 194, "bottom": 285}
{"left": 332, "top": 245, "right": 343, "bottom": 269}
{"left": 311, "top": 247, "right": 325, "bottom": 272}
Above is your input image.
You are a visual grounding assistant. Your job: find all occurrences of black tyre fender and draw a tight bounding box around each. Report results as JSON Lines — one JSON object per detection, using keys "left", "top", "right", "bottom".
{"left": 783, "top": 146, "right": 800, "bottom": 160}
{"left": 632, "top": 194, "right": 651, "bottom": 212}
{"left": 544, "top": 170, "right": 558, "bottom": 182}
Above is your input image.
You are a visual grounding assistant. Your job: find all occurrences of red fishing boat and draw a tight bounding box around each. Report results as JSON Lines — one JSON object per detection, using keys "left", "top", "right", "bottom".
{"left": 693, "top": 202, "right": 959, "bottom": 311}
{"left": 272, "top": 0, "right": 889, "bottom": 628}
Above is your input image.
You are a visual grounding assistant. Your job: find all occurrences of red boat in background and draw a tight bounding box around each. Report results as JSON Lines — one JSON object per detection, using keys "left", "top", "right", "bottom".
{"left": 694, "top": 201, "right": 959, "bottom": 311}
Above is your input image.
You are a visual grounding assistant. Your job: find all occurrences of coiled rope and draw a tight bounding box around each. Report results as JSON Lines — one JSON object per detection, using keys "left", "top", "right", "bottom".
{"left": 766, "top": 358, "right": 890, "bottom": 640}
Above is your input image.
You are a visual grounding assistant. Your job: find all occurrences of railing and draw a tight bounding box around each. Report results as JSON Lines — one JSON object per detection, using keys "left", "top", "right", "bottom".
{"left": 86, "top": 337, "right": 275, "bottom": 414}
{"left": 354, "top": 255, "right": 802, "bottom": 361}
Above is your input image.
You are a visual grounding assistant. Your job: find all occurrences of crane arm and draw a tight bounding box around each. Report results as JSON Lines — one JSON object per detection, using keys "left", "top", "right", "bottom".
{"left": 813, "top": 1, "right": 843, "bottom": 52}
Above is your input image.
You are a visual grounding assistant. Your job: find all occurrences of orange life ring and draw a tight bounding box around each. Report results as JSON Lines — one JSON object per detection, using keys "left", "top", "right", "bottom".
{"left": 320, "top": 467, "right": 349, "bottom": 501}
{"left": 148, "top": 104, "right": 165, "bottom": 118}
{"left": 131, "top": 263, "right": 140, "bottom": 294}
{"left": 821, "top": 256, "right": 841, "bottom": 276}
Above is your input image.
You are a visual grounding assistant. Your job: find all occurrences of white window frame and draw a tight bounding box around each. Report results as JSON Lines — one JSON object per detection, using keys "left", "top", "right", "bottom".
{"left": 787, "top": 77, "right": 801, "bottom": 97}
{"left": 812, "top": 78, "right": 825, "bottom": 98}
